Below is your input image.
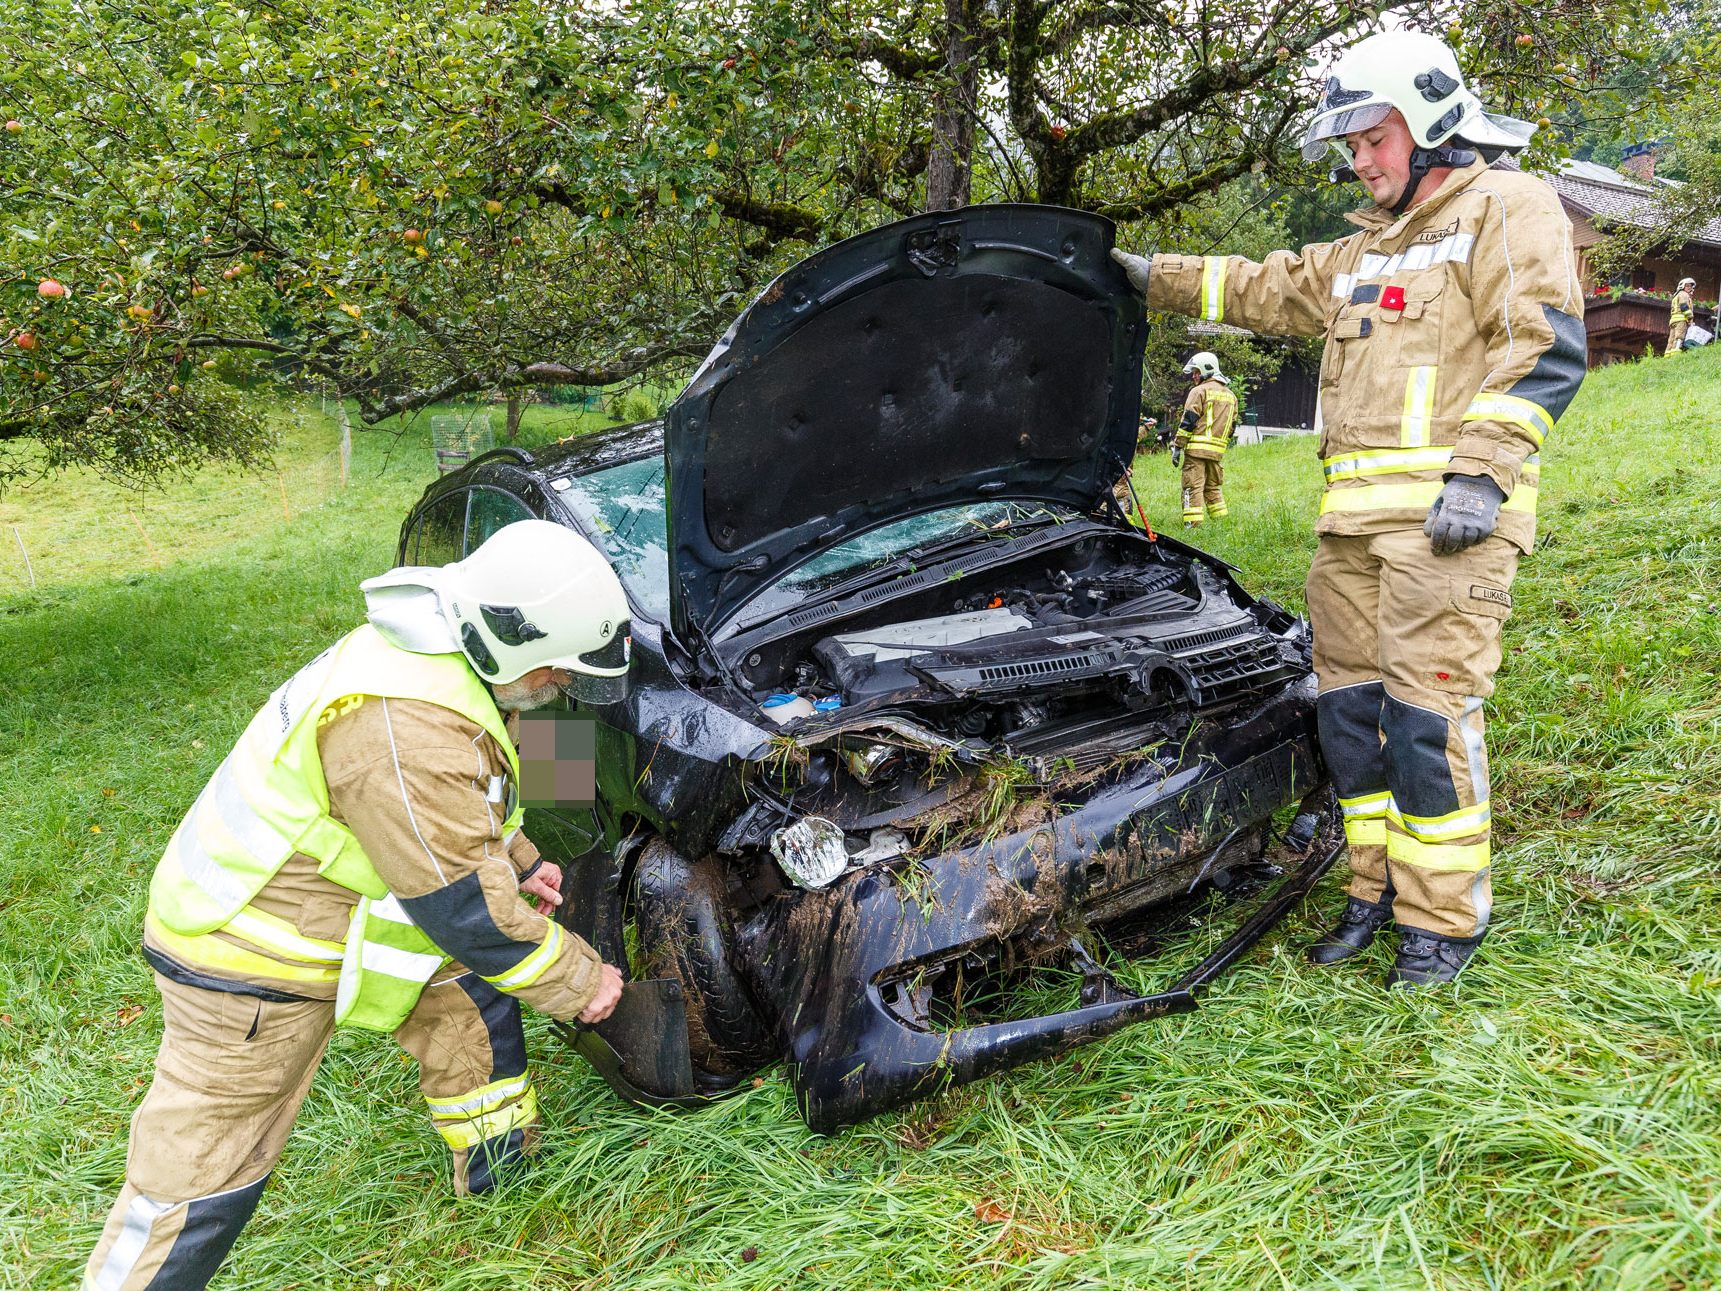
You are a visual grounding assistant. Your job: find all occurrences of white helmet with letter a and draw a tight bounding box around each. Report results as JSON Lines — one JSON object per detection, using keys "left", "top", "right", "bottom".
{"left": 1302, "top": 31, "right": 1535, "bottom": 194}
{"left": 1183, "top": 351, "right": 1225, "bottom": 382}
{"left": 361, "top": 518, "right": 632, "bottom": 701}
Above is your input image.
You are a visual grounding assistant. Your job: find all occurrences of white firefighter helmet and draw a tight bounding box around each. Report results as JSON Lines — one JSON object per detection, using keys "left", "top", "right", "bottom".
{"left": 1301, "top": 30, "right": 1536, "bottom": 166}
{"left": 361, "top": 518, "right": 632, "bottom": 701}
{"left": 1679, "top": 276, "right": 1697, "bottom": 290}
{"left": 1183, "top": 351, "right": 1225, "bottom": 382}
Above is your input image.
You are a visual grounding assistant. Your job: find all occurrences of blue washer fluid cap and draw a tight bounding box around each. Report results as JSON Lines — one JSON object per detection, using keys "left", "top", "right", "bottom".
{"left": 761, "top": 693, "right": 799, "bottom": 708}
{"left": 813, "top": 697, "right": 844, "bottom": 712}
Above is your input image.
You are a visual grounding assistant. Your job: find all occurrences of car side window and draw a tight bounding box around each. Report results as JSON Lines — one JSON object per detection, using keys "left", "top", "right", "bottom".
{"left": 410, "top": 490, "right": 467, "bottom": 566}
{"left": 465, "top": 486, "right": 538, "bottom": 555}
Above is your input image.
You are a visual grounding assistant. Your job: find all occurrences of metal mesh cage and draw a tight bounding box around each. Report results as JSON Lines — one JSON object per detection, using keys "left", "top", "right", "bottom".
{"left": 431, "top": 413, "right": 494, "bottom": 475}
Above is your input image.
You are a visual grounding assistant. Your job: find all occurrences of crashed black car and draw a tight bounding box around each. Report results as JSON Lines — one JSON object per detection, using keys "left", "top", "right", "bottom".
{"left": 397, "top": 205, "right": 1339, "bottom": 1132}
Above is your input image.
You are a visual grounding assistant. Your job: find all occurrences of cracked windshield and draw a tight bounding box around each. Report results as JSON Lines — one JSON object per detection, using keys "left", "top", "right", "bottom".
{"left": 556, "top": 455, "right": 1067, "bottom": 626}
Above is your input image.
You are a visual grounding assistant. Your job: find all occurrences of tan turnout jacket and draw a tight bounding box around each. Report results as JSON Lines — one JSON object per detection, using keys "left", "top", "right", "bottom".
{"left": 1147, "top": 159, "right": 1586, "bottom": 552}
{"left": 1176, "top": 378, "right": 1238, "bottom": 461}
{"left": 144, "top": 696, "right": 604, "bottom": 1020}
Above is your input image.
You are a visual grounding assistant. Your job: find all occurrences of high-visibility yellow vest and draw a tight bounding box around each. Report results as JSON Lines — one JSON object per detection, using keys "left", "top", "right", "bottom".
{"left": 147, "top": 625, "right": 524, "bottom": 1032}
{"left": 1671, "top": 292, "right": 1694, "bottom": 324}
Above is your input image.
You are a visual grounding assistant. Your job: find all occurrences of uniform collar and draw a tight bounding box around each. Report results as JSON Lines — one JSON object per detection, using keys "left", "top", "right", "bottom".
{"left": 1343, "top": 159, "right": 1492, "bottom": 237}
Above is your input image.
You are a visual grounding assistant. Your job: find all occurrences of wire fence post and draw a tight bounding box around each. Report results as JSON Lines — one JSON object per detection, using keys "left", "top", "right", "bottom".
{"left": 11, "top": 525, "right": 36, "bottom": 590}
{"left": 334, "top": 398, "right": 352, "bottom": 487}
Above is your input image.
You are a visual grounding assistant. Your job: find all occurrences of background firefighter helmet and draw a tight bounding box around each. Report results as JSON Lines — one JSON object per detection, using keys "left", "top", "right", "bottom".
{"left": 1302, "top": 31, "right": 1536, "bottom": 193}
{"left": 362, "top": 519, "right": 632, "bottom": 700}
{"left": 1183, "top": 350, "right": 1225, "bottom": 381}
{"left": 1680, "top": 277, "right": 1697, "bottom": 289}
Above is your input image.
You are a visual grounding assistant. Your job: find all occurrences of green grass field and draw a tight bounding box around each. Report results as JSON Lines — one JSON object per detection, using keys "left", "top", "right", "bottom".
{"left": 3, "top": 351, "right": 1719, "bottom": 1289}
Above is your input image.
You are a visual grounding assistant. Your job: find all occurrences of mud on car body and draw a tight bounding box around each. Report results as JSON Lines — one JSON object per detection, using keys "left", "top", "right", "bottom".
{"left": 398, "top": 205, "right": 1338, "bottom": 1132}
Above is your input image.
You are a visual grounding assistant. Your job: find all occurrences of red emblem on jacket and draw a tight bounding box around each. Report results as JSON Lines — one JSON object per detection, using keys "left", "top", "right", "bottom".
{"left": 1380, "top": 285, "right": 1406, "bottom": 312}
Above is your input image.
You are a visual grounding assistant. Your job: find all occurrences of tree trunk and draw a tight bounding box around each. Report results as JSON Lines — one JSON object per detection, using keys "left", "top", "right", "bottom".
{"left": 505, "top": 391, "right": 525, "bottom": 442}
{"left": 925, "top": 0, "right": 979, "bottom": 211}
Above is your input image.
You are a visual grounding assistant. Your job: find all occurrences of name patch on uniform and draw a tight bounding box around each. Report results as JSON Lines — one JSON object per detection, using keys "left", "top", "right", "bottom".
{"left": 1470, "top": 585, "right": 1512, "bottom": 609}
{"left": 1411, "top": 219, "right": 1460, "bottom": 247}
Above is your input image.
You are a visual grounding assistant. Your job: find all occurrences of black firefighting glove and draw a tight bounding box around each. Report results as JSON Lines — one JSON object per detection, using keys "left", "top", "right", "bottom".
{"left": 1109, "top": 247, "right": 1151, "bottom": 295}
{"left": 1171, "top": 445, "right": 1183, "bottom": 466}
{"left": 1424, "top": 474, "right": 1506, "bottom": 555}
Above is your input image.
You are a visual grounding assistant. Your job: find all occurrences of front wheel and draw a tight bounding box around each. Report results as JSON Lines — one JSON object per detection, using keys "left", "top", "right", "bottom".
{"left": 632, "top": 839, "right": 777, "bottom": 1080}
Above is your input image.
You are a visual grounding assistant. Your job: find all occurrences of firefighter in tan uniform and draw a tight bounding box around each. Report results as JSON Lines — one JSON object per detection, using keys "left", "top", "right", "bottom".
{"left": 1172, "top": 351, "right": 1238, "bottom": 526}
{"left": 1112, "top": 31, "right": 1586, "bottom": 988}
{"left": 83, "top": 520, "right": 631, "bottom": 1291}
{"left": 1667, "top": 277, "right": 1696, "bottom": 354}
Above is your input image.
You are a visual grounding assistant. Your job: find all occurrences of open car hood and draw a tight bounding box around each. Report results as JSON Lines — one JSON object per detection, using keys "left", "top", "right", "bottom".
{"left": 665, "top": 204, "right": 1146, "bottom": 640}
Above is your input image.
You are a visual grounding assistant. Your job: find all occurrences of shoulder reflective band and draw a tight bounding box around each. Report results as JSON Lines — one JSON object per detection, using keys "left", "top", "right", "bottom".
{"left": 1201, "top": 257, "right": 1229, "bottom": 323}
{"left": 1462, "top": 393, "right": 1553, "bottom": 447}
{"left": 1401, "top": 366, "right": 1438, "bottom": 447}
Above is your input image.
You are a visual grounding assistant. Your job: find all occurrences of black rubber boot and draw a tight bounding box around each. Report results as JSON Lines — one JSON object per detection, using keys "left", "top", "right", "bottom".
{"left": 1386, "top": 928, "right": 1483, "bottom": 989}
{"left": 1305, "top": 896, "right": 1393, "bottom": 965}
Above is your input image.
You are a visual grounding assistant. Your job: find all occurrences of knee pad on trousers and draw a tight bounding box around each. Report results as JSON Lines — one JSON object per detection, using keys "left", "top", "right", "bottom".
{"left": 1316, "top": 683, "right": 1387, "bottom": 796}
{"left": 1381, "top": 694, "right": 1462, "bottom": 817}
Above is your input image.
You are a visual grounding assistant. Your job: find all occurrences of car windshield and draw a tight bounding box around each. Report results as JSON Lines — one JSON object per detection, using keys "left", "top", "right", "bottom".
{"left": 733, "top": 500, "right": 1070, "bottom": 627}
{"left": 556, "top": 457, "right": 1068, "bottom": 629}
{"left": 554, "top": 456, "right": 674, "bottom": 622}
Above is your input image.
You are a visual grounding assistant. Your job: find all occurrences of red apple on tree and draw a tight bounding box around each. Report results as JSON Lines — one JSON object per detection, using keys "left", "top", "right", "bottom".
{"left": 37, "top": 279, "right": 67, "bottom": 299}
{"left": 3, "top": 120, "right": 21, "bottom": 134}
{"left": 13, "top": 332, "right": 38, "bottom": 351}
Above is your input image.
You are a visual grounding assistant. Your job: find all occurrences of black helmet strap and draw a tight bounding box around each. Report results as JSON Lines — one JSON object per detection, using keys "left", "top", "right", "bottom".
{"left": 1387, "top": 142, "right": 1478, "bottom": 215}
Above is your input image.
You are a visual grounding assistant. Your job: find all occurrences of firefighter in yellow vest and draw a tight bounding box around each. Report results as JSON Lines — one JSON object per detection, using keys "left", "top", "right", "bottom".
{"left": 83, "top": 520, "right": 631, "bottom": 1291}
{"left": 1172, "top": 351, "right": 1239, "bottom": 526}
{"left": 1667, "top": 276, "right": 1696, "bottom": 354}
{"left": 1111, "top": 31, "right": 1585, "bottom": 988}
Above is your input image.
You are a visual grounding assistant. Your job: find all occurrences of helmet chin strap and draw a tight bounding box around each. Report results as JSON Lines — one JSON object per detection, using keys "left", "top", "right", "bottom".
{"left": 1387, "top": 142, "right": 1478, "bottom": 215}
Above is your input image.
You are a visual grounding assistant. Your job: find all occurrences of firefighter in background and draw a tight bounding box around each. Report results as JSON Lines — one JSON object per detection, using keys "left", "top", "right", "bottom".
{"left": 1667, "top": 276, "right": 1696, "bottom": 354}
{"left": 83, "top": 521, "right": 630, "bottom": 1291}
{"left": 1172, "top": 351, "right": 1238, "bottom": 526}
{"left": 1111, "top": 30, "right": 1586, "bottom": 987}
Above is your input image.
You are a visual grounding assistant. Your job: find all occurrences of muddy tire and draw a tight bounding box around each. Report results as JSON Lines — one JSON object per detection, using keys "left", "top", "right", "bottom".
{"left": 632, "top": 839, "right": 776, "bottom": 1078}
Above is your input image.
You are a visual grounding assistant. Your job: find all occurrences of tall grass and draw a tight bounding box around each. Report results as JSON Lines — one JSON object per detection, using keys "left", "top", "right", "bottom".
{"left": 2, "top": 350, "right": 1719, "bottom": 1289}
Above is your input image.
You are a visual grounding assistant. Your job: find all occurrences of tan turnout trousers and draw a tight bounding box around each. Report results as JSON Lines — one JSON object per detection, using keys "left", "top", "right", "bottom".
{"left": 84, "top": 969, "right": 536, "bottom": 1290}
{"left": 1305, "top": 530, "right": 1518, "bottom": 940}
{"left": 1180, "top": 456, "right": 1227, "bottom": 523}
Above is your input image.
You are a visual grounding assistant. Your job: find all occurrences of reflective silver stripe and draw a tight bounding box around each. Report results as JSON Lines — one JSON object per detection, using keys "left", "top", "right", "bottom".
{"left": 91, "top": 1193, "right": 174, "bottom": 1291}
{"left": 1339, "top": 791, "right": 1390, "bottom": 818}
{"left": 424, "top": 1074, "right": 531, "bottom": 1118}
{"left": 169, "top": 825, "right": 253, "bottom": 912}
{"left": 225, "top": 908, "right": 345, "bottom": 964}
{"left": 359, "top": 941, "right": 445, "bottom": 981}
{"left": 1201, "top": 257, "right": 1227, "bottom": 322}
{"left": 1461, "top": 695, "right": 1490, "bottom": 804}
{"left": 1353, "top": 233, "right": 1474, "bottom": 282}
{"left": 368, "top": 893, "right": 418, "bottom": 926}
{"left": 1323, "top": 446, "right": 1454, "bottom": 480}
{"left": 201, "top": 761, "right": 294, "bottom": 871}
{"left": 1401, "top": 365, "right": 1436, "bottom": 447}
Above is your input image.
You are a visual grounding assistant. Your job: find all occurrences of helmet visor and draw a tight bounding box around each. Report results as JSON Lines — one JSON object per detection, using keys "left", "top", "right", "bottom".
{"left": 1301, "top": 102, "right": 1394, "bottom": 161}
{"left": 560, "top": 668, "right": 630, "bottom": 706}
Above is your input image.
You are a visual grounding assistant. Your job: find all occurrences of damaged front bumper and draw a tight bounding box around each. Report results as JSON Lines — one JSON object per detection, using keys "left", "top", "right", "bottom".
{"left": 552, "top": 687, "right": 1333, "bottom": 1132}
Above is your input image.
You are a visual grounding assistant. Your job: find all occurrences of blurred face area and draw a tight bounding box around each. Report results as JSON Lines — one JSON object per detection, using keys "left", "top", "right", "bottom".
{"left": 493, "top": 665, "right": 571, "bottom": 712}
{"left": 1345, "top": 109, "right": 1417, "bottom": 208}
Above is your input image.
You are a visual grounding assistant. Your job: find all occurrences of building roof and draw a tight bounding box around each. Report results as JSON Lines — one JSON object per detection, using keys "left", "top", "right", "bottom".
{"left": 1510, "top": 156, "right": 1721, "bottom": 248}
